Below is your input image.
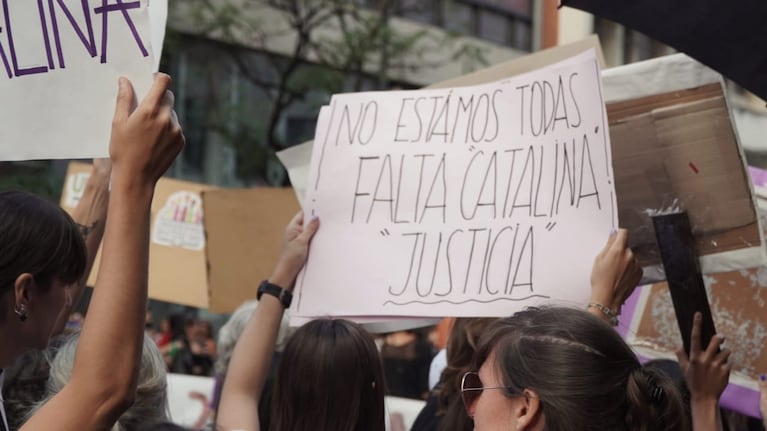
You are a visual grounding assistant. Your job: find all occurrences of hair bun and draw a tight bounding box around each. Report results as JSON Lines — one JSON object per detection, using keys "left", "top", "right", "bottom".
{"left": 625, "top": 367, "right": 685, "bottom": 431}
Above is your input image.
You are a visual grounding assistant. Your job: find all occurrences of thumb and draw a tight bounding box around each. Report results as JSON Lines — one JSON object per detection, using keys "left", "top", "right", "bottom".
{"left": 113, "top": 77, "right": 135, "bottom": 123}
{"left": 299, "top": 215, "right": 320, "bottom": 242}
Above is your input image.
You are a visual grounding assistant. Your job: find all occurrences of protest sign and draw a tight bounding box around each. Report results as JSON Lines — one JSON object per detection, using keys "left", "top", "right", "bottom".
{"left": 0, "top": 0, "right": 155, "bottom": 161}
{"left": 166, "top": 373, "right": 215, "bottom": 427}
{"left": 147, "top": 0, "right": 167, "bottom": 71}
{"left": 602, "top": 54, "right": 765, "bottom": 280}
{"left": 63, "top": 163, "right": 301, "bottom": 312}
{"left": 201, "top": 187, "right": 302, "bottom": 313}
{"left": 294, "top": 49, "right": 615, "bottom": 318}
{"left": 616, "top": 165, "right": 767, "bottom": 418}
{"left": 61, "top": 162, "right": 216, "bottom": 308}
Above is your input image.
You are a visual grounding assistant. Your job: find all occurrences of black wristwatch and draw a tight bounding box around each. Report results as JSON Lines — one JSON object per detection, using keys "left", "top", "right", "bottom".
{"left": 257, "top": 280, "right": 293, "bottom": 309}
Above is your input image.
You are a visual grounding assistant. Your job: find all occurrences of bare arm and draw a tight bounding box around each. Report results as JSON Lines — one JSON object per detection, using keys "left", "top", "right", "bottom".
{"left": 52, "top": 159, "right": 111, "bottom": 336}
{"left": 21, "top": 74, "right": 184, "bottom": 431}
{"left": 677, "top": 312, "right": 731, "bottom": 431}
{"left": 217, "top": 212, "right": 319, "bottom": 431}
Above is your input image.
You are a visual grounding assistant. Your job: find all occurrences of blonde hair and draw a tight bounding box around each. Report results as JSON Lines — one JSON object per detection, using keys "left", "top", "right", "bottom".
{"left": 214, "top": 300, "right": 295, "bottom": 375}
{"left": 26, "top": 332, "right": 169, "bottom": 431}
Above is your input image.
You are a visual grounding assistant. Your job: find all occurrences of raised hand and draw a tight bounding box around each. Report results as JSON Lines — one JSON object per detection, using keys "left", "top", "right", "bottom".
{"left": 109, "top": 74, "right": 184, "bottom": 189}
{"left": 677, "top": 312, "right": 730, "bottom": 431}
{"left": 270, "top": 211, "right": 320, "bottom": 290}
{"left": 676, "top": 313, "right": 731, "bottom": 400}
{"left": 589, "top": 228, "right": 642, "bottom": 321}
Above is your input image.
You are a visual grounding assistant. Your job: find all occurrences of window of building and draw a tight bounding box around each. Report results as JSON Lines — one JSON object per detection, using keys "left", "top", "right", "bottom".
{"left": 443, "top": 1, "right": 474, "bottom": 34}
{"left": 285, "top": 116, "right": 319, "bottom": 146}
{"left": 455, "top": 0, "right": 533, "bottom": 51}
{"left": 461, "top": 0, "right": 531, "bottom": 19}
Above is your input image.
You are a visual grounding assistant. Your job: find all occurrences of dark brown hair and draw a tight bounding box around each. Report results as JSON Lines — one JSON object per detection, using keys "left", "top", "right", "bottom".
{"left": 437, "top": 318, "right": 497, "bottom": 431}
{"left": 474, "top": 307, "right": 688, "bottom": 431}
{"left": 0, "top": 191, "right": 86, "bottom": 298}
{"left": 271, "top": 318, "right": 386, "bottom": 431}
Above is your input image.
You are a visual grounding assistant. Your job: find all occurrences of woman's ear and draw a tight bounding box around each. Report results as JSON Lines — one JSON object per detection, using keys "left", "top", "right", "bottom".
{"left": 14, "top": 273, "right": 34, "bottom": 306}
{"left": 514, "top": 389, "right": 544, "bottom": 431}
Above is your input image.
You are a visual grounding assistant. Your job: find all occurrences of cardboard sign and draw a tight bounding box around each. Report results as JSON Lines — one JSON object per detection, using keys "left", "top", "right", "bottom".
{"left": 201, "top": 188, "right": 301, "bottom": 313}
{"left": 617, "top": 167, "right": 767, "bottom": 419}
{"left": 61, "top": 162, "right": 216, "bottom": 308}
{"left": 0, "top": 0, "right": 155, "bottom": 161}
{"left": 166, "top": 373, "right": 216, "bottom": 427}
{"left": 147, "top": 0, "right": 167, "bottom": 71}
{"left": 294, "top": 50, "right": 615, "bottom": 318}
{"left": 602, "top": 54, "right": 765, "bottom": 280}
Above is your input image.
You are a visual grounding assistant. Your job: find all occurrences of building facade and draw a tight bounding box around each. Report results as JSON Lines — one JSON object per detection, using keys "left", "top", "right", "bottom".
{"left": 165, "top": 1, "right": 765, "bottom": 188}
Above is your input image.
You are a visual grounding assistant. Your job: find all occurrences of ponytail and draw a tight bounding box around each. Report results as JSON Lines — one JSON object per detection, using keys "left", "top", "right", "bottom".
{"left": 625, "top": 367, "right": 688, "bottom": 431}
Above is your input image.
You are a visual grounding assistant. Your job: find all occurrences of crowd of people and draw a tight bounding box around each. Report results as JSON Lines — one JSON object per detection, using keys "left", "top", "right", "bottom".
{"left": 1, "top": 72, "right": 767, "bottom": 431}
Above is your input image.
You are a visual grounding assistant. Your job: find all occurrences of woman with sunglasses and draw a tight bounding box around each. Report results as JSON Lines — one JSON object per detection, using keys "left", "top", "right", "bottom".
{"left": 462, "top": 306, "right": 687, "bottom": 431}
{"left": 410, "top": 229, "right": 644, "bottom": 431}
{"left": 456, "top": 229, "right": 688, "bottom": 431}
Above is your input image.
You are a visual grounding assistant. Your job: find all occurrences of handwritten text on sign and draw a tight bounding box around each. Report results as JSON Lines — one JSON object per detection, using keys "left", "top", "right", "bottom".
{"left": 0, "top": 0, "right": 154, "bottom": 160}
{"left": 296, "top": 51, "right": 615, "bottom": 317}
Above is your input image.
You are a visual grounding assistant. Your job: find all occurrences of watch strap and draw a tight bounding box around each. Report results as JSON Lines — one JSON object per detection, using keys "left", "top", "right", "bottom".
{"left": 257, "top": 280, "right": 293, "bottom": 309}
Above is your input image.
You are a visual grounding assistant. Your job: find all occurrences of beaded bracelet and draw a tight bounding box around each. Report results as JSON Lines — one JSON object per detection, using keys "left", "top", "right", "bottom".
{"left": 587, "top": 303, "right": 619, "bottom": 326}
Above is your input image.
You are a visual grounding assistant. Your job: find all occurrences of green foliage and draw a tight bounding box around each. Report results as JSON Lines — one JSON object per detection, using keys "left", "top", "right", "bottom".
{"left": 0, "top": 162, "right": 60, "bottom": 200}
{"left": 175, "top": 0, "right": 488, "bottom": 185}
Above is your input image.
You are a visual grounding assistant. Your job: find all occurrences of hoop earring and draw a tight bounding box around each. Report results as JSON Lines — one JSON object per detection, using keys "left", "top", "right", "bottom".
{"left": 14, "top": 304, "right": 27, "bottom": 322}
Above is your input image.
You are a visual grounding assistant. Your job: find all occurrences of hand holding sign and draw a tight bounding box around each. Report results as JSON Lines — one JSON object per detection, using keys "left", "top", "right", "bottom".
{"left": 295, "top": 50, "right": 616, "bottom": 319}
{"left": 676, "top": 312, "right": 731, "bottom": 430}
{"left": 589, "top": 228, "right": 642, "bottom": 321}
{"left": 109, "top": 73, "right": 184, "bottom": 189}
{"left": 270, "top": 211, "right": 320, "bottom": 290}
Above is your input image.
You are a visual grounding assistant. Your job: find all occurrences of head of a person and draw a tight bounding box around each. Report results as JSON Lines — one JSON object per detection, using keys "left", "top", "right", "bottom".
{"left": 467, "top": 307, "right": 686, "bottom": 431}
{"left": 214, "top": 300, "right": 295, "bottom": 376}
{"left": 0, "top": 191, "right": 86, "bottom": 354}
{"left": 436, "top": 318, "right": 498, "bottom": 431}
{"left": 166, "top": 313, "right": 188, "bottom": 340}
{"left": 194, "top": 319, "right": 213, "bottom": 339}
{"left": 441, "top": 318, "right": 499, "bottom": 398}
{"left": 159, "top": 317, "right": 171, "bottom": 334}
{"left": 26, "top": 331, "right": 169, "bottom": 431}
{"left": 271, "top": 318, "right": 386, "bottom": 431}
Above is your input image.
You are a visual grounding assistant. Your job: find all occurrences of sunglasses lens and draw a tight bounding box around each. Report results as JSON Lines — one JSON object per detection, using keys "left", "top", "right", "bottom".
{"left": 461, "top": 372, "right": 483, "bottom": 413}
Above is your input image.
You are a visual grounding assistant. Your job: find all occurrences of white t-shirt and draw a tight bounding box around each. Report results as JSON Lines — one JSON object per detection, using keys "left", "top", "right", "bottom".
{"left": 428, "top": 349, "right": 447, "bottom": 390}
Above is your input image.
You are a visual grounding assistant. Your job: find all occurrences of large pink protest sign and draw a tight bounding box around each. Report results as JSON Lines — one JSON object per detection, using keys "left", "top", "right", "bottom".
{"left": 0, "top": 0, "right": 155, "bottom": 160}
{"left": 294, "top": 50, "right": 617, "bottom": 318}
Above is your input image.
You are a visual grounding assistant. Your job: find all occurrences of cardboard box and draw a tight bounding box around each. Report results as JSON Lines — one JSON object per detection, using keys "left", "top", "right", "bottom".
{"left": 61, "top": 162, "right": 215, "bottom": 308}
{"left": 201, "top": 188, "right": 301, "bottom": 313}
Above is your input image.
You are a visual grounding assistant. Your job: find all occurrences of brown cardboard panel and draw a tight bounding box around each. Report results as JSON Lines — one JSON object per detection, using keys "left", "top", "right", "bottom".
{"left": 61, "top": 162, "right": 216, "bottom": 308}
{"left": 631, "top": 203, "right": 767, "bottom": 381}
{"left": 607, "top": 86, "right": 759, "bottom": 266}
{"left": 633, "top": 272, "right": 767, "bottom": 379}
{"left": 203, "top": 188, "right": 300, "bottom": 313}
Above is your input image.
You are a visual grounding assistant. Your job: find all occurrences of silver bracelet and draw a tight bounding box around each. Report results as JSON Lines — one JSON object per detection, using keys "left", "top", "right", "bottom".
{"left": 587, "top": 303, "right": 619, "bottom": 326}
